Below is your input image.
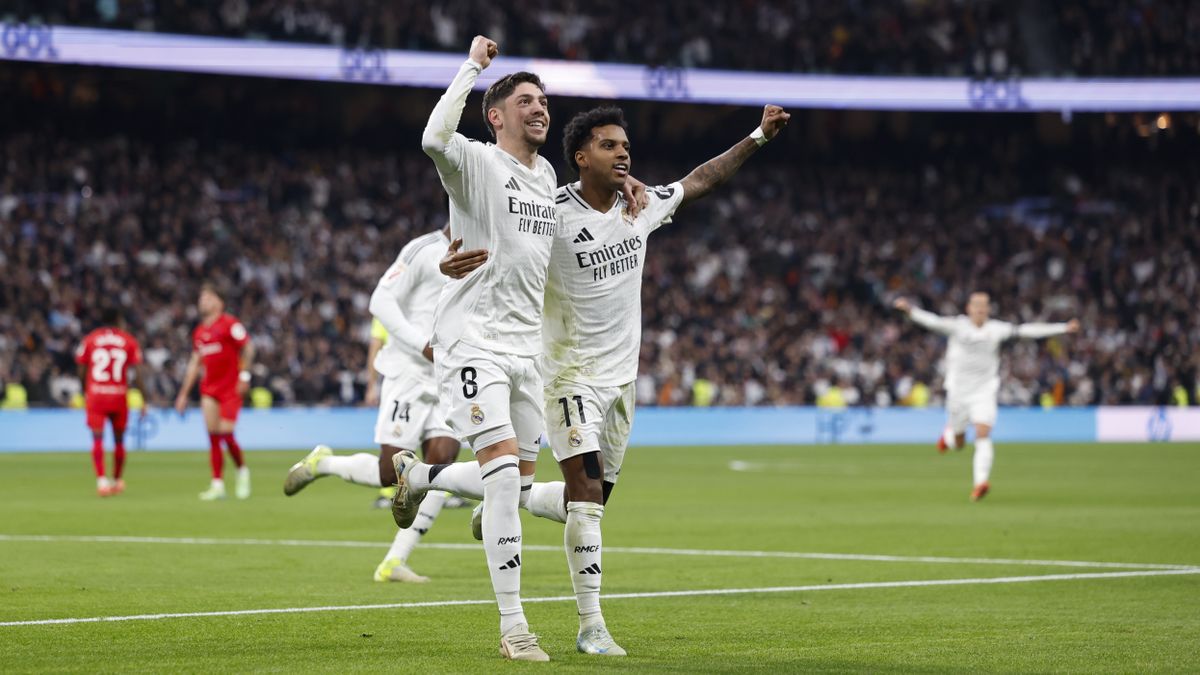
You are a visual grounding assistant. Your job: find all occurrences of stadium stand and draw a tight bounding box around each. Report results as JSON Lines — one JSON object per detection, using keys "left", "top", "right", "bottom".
{"left": 8, "top": 0, "right": 1197, "bottom": 76}
{"left": 1, "top": 64, "right": 1195, "bottom": 409}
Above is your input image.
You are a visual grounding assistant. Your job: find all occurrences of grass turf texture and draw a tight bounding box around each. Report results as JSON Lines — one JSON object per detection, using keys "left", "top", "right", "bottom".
{"left": 1, "top": 443, "right": 1197, "bottom": 673}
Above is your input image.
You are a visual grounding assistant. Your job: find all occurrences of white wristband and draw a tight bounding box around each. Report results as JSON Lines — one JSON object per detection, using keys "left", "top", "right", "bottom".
{"left": 750, "top": 126, "right": 768, "bottom": 147}
{"left": 239, "top": 371, "right": 251, "bottom": 383}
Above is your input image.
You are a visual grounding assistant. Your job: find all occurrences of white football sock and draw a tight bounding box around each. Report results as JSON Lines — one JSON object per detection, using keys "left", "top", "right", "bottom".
{"left": 317, "top": 453, "right": 382, "bottom": 487}
{"left": 384, "top": 490, "right": 447, "bottom": 563}
{"left": 973, "top": 437, "right": 994, "bottom": 485}
{"left": 527, "top": 481, "right": 567, "bottom": 523}
{"left": 409, "top": 461, "right": 484, "bottom": 500}
{"left": 942, "top": 426, "right": 956, "bottom": 448}
{"left": 479, "top": 456, "right": 526, "bottom": 636}
{"left": 518, "top": 473, "right": 534, "bottom": 509}
{"left": 565, "top": 501, "right": 605, "bottom": 630}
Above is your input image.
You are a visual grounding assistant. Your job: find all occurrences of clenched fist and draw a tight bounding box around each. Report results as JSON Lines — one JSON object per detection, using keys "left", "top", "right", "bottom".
{"left": 470, "top": 35, "right": 499, "bottom": 69}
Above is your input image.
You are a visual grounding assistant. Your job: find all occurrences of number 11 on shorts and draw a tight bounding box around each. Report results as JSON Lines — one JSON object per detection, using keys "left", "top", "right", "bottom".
{"left": 559, "top": 395, "right": 586, "bottom": 427}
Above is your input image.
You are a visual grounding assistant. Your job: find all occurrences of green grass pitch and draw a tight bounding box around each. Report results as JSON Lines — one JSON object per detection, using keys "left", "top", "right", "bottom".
{"left": 1, "top": 442, "right": 1197, "bottom": 673}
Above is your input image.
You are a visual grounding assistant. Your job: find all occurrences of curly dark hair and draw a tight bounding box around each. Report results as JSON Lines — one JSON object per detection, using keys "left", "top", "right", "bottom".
{"left": 561, "top": 106, "right": 627, "bottom": 175}
{"left": 481, "top": 71, "right": 546, "bottom": 139}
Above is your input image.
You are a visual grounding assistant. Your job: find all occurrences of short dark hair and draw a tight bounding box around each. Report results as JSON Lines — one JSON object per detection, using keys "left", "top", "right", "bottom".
{"left": 481, "top": 71, "right": 546, "bottom": 139}
{"left": 561, "top": 106, "right": 627, "bottom": 174}
{"left": 100, "top": 307, "right": 120, "bottom": 326}
{"left": 200, "top": 282, "right": 223, "bottom": 301}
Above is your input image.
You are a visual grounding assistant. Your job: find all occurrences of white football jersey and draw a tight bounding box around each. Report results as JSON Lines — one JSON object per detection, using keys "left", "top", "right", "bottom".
{"left": 941, "top": 317, "right": 1015, "bottom": 399}
{"left": 909, "top": 308, "right": 1069, "bottom": 400}
{"left": 910, "top": 309, "right": 1016, "bottom": 399}
{"left": 428, "top": 137, "right": 558, "bottom": 357}
{"left": 542, "top": 181, "right": 685, "bottom": 387}
{"left": 372, "top": 230, "right": 450, "bottom": 380}
{"left": 424, "top": 60, "right": 559, "bottom": 357}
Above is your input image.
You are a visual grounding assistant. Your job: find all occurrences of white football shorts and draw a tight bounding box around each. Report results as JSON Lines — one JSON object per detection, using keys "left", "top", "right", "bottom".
{"left": 436, "top": 341, "right": 543, "bottom": 458}
{"left": 946, "top": 394, "right": 998, "bottom": 433}
{"left": 543, "top": 378, "right": 635, "bottom": 484}
{"left": 374, "top": 370, "right": 453, "bottom": 448}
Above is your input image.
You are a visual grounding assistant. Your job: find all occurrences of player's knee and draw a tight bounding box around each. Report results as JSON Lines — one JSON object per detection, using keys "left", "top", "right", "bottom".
{"left": 517, "top": 444, "right": 539, "bottom": 464}
{"left": 421, "top": 437, "right": 461, "bottom": 465}
{"left": 975, "top": 425, "right": 992, "bottom": 439}
{"left": 567, "top": 480, "right": 602, "bottom": 505}
{"left": 468, "top": 424, "right": 516, "bottom": 455}
{"left": 564, "top": 454, "right": 604, "bottom": 504}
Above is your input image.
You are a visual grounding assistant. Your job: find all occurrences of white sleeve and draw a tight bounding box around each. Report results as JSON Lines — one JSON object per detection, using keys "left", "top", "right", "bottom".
{"left": 421, "top": 60, "right": 483, "bottom": 185}
{"left": 642, "top": 182, "right": 686, "bottom": 233}
{"left": 1014, "top": 322, "right": 1069, "bottom": 339}
{"left": 368, "top": 259, "right": 428, "bottom": 353}
{"left": 908, "top": 308, "right": 957, "bottom": 336}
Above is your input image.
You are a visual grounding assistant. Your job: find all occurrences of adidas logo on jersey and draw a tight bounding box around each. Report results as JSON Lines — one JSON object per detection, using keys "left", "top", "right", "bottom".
{"left": 573, "top": 228, "right": 596, "bottom": 244}
{"left": 498, "top": 554, "right": 522, "bottom": 570}
{"left": 504, "top": 177, "right": 521, "bottom": 191}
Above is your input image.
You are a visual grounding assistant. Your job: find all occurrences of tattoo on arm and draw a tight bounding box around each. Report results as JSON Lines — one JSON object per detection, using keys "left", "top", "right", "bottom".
{"left": 679, "top": 137, "right": 759, "bottom": 207}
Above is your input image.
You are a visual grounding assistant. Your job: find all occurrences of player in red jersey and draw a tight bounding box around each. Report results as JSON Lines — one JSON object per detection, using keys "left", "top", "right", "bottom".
{"left": 75, "top": 308, "right": 146, "bottom": 497}
{"left": 174, "top": 283, "right": 256, "bottom": 500}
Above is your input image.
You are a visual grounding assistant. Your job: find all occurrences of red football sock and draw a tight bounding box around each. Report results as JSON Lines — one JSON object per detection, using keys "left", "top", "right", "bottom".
{"left": 223, "top": 434, "right": 245, "bottom": 468}
{"left": 209, "top": 433, "right": 224, "bottom": 479}
{"left": 91, "top": 436, "right": 105, "bottom": 477}
{"left": 113, "top": 441, "right": 126, "bottom": 480}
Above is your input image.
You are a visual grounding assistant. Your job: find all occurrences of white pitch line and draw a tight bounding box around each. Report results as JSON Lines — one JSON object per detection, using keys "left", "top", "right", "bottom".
{"left": 1, "top": 534, "right": 1195, "bottom": 571}
{"left": 3, "top": 568, "right": 1197, "bottom": 628}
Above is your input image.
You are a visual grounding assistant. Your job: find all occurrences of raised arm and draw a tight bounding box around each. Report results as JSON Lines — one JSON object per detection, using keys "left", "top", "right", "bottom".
{"left": 1015, "top": 319, "right": 1080, "bottom": 339}
{"left": 421, "top": 36, "right": 496, "bottom": 172}
{"left": 677, "top": 105, "right": 790, "bottom": 208}
{"left": 894, "top": 297, "right": 956, "bottom": 336}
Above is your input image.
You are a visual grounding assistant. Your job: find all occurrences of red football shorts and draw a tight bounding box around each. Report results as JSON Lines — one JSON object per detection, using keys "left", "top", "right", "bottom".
{"left": 203, "top": 390, "right": 243, "bottom": 422}
{"left": 86, "top": 396, "right": 129, "bottom": 433}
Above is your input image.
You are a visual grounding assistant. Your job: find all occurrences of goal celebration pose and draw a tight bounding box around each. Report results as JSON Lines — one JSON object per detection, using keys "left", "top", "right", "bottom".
{"left": 403, "top": 102, "right": 790, "bottom": 655}
{"left": 894, "top": 293, "right": 1079, "bottom": 500}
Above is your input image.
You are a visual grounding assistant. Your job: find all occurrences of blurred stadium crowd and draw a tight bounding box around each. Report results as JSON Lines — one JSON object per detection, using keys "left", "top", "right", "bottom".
{"left": 2, "top": 85, "right": 1196, "bottom": 408}
{"left": 10, "top": 0, "right": 1200, "bottom": 75}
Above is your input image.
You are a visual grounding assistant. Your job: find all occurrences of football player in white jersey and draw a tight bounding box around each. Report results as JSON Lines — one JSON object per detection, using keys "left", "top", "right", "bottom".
{"left": 413, "top": 103, "right": 790, "bottom": 656}
{"left": 282, "top": 227, "right": 463, "bottom": 582}
{"left": 894, "top": 293, "right": 1080, "bottom": 501}
{"left": 392, "top": 35, "right": 559, "bottom": 662}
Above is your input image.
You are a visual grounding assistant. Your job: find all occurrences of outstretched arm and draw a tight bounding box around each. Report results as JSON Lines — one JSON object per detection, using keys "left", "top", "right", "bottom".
{"left": 1015, "top": 319, "right": 1080, "bottom": 339}
{"left": 678, "top": 105, "right": 790, "bottom": 208}
{"left": 893, "top": 297, "right": 956, "bottom": 336}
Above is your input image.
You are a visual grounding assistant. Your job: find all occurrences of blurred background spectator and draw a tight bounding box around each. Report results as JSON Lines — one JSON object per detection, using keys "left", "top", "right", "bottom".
{"left": 5, "top": 0, "right": 1197, "bottom": 76}
{"left": 1, "top": 64, "right": 1195, "bottom": 409}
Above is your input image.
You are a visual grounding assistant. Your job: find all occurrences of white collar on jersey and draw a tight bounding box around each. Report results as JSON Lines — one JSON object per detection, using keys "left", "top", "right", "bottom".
{"left": 566, "top": 181, "right": 621, "bottom": 213}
